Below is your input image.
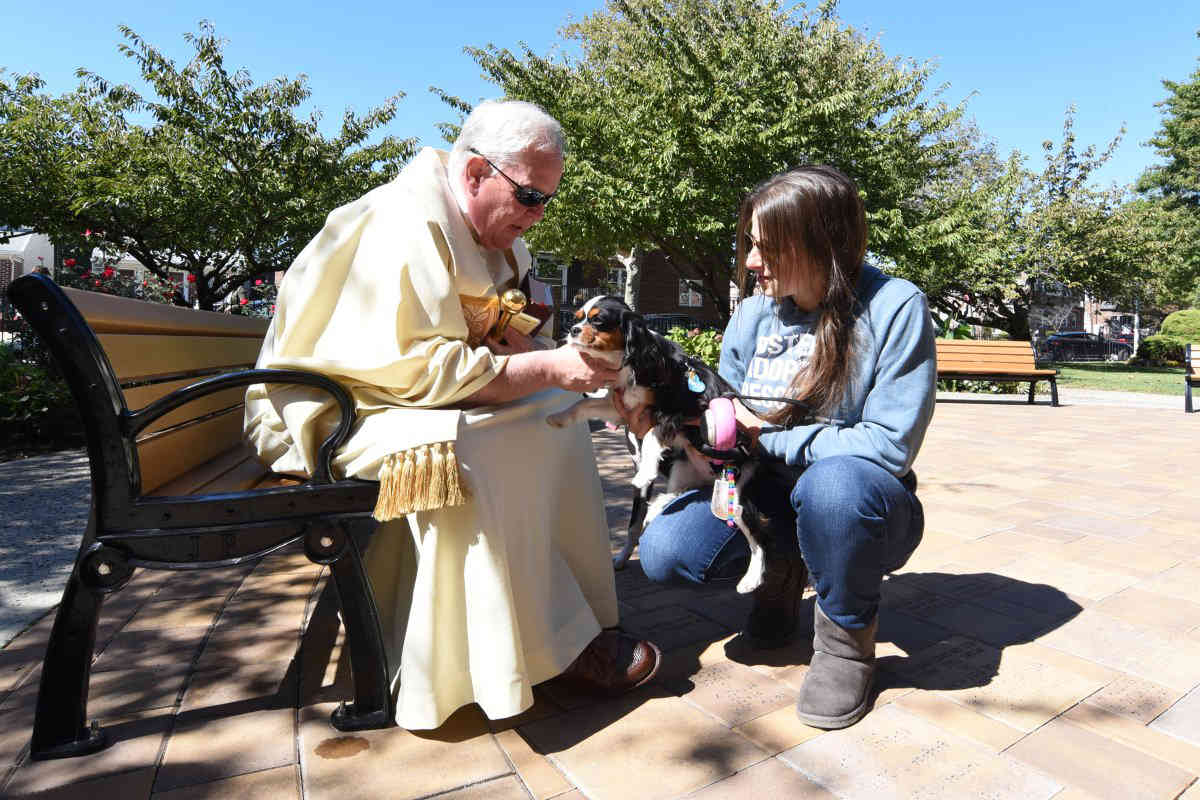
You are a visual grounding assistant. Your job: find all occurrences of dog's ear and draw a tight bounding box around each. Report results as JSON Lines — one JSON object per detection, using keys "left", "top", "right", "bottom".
{"left": 622, "top": 313, "right": 674, "bottom": 386}
{"left": 620, "top": 314, "right": 641, "bottom": 368}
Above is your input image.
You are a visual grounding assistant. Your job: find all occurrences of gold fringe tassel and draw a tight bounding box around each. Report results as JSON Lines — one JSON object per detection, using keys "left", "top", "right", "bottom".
{"left": 428, "top": 443, "right": 446, "bottom": 509}
{"left": 373, "top": 442, "right": 469, "bottom": 521}
{"left": 411, "top": 445, "right": 430, "bottom": 510}
{"left": 443, "top": 442, "right": 465, "bottom": 506}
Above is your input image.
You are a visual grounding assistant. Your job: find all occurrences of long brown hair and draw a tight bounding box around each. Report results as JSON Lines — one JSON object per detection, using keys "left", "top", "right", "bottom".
{"left": 735, "top": 165, "right": 867, "bottom": 423}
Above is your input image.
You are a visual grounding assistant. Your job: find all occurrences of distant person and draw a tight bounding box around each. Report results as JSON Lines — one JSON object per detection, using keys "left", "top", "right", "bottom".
{"left": 245, "top": 100, "right": 661, "bottom": 731}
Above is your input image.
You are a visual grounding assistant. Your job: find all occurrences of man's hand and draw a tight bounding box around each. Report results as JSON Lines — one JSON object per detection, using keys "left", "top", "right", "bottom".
{"left": 546, "top": 346, "right": 620, "bottom": 393}
{"left": 611, "top": 386, "right": 653, "bottom": 437}
{"left": 485, "top": 329, "right": 538, "bottom": 355}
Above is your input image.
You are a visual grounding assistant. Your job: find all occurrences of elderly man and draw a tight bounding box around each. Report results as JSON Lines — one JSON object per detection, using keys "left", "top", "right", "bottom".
{"left": 245, "top": 100, "right": 659, "bottom": 730}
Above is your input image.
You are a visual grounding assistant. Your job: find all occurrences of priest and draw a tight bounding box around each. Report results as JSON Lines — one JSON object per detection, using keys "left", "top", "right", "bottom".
{"left": 245, "top": 100, "right": 660, "bottom": 730}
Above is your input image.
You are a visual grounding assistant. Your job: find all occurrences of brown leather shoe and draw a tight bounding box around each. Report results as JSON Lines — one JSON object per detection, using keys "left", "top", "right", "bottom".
{"left": 561, "top": 630, "right": 662, "bottom": 695}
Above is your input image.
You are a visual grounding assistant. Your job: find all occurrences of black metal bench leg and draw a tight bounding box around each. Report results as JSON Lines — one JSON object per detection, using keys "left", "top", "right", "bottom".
{"left": 307, "top": 522, "right": 392, "bottom": 731}
{"left": 1050, "top": 378, "right": 1060, "bottom": 407}
{"left": 1187, "top": 381, "right": 1194, "bottom": 413}
{"left": 1027, "top": 380, "right": 1036, "bottom": 404}
{"left": 30, "top": 574, "right": 108, "bottom": 760}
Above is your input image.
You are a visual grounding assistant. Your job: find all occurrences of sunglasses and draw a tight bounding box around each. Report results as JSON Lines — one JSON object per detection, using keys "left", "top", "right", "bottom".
{"left": 468, "top": 147, "right": 557, "bottom": 208}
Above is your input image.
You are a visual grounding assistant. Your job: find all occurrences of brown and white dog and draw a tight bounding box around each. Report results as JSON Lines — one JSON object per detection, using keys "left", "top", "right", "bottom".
{"left": 546, "top": 295, "right": 773, "bottom": 593}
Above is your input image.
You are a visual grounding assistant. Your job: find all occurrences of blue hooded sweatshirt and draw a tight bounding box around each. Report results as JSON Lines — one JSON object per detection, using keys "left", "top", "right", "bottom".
{"left": 718, "top": 264, "right": 937, "bottom": 478}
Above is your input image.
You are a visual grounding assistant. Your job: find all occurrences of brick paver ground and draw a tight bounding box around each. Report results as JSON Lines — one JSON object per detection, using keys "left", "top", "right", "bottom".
{"left": 1, "top": 399, "right": 1197, "bottom": 798}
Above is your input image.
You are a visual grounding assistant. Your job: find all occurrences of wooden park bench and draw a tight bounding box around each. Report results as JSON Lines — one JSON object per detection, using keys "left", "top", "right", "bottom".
{"left": 6, "top": 273, "right": 391, "bottom": 761}
{"left": 935, "top": 339, "right": 1059, "bottom": 406}
{"left": 1186, "top": 344, "right": 1199, "bottom": 413}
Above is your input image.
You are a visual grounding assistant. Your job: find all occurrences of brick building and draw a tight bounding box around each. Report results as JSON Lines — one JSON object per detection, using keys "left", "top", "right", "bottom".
{"left": 545, "top": 250, "right": 730, "bottom": 326}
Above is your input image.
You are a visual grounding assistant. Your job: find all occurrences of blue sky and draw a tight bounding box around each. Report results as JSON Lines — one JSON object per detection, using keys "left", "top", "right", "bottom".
{"left": 3, "top": 0, "right": 1196, "bottom": 189}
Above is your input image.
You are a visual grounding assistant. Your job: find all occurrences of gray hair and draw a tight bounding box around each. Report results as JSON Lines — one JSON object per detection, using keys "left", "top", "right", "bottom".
{"left": 448, "top": 100, "right": 565, "bottom": 182}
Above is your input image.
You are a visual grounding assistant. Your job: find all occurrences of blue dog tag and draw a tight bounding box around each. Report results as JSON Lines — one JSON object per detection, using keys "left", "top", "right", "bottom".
{"left": 687, "top": 370, "right": 705, "bottom": 393}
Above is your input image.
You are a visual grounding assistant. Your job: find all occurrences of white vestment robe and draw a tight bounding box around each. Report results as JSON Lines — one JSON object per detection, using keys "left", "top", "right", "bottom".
{"left": 244, "top": 147, "right": 618, "bottom": 728}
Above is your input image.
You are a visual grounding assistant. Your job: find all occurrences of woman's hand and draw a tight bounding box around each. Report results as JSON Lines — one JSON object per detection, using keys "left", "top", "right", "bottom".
{"left": 610, "top": 386, "right": 654, "bottom": 437}
{"left": 733, "top": 399, "right": 767, "bottom": 446}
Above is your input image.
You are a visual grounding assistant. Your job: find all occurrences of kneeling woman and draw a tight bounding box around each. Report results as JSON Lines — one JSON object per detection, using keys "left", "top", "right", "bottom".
{"left": 629, "top": 165, "right": 936, "bottom": 729}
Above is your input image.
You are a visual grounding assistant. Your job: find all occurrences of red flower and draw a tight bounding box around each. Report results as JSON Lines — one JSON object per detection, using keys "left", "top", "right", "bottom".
{"left": 187, "top": 274, "right": 197, "bottom": 282}
{"left": 102, "top": 267, "right": 114, "bottom": 278}
{"left": 270, "top": 305, "right": 276, "bottom": 313}
{"left": 254, "top": 279, "right": 263, "bottom": 285}
{"left": 84, "top": 229, "right": 92, "bottom": 238}
{"left": 239, "top": 298, "right": 249, "bottom": 305}
{"left": 64, "top": 258, "right": 76, "bottom": 268}
{"left": 93, "top": 279, "right": 101, "bottom": 287}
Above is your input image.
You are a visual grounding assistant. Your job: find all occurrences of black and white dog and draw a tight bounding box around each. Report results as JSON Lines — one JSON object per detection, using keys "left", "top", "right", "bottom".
{"left": 546, "top": 295, "right": 774, "bottom": 593}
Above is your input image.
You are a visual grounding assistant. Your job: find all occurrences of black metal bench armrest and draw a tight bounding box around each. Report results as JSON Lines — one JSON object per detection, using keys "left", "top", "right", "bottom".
{"left": 124, "top": 368, "right": 356, "bottom": 485}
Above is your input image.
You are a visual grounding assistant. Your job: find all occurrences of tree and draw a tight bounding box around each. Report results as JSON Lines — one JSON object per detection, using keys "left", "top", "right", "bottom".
{"left": 454, "top": 0, "right": 977, "bottom": 320}
{"left": 922, "top": 110, "right": 1162, "bottom": 340}
{"left": 0, "top": 24, "right": 415, "bottom": 309}
{"left": 1137, "top": 42, "right": 1200, "bottom": 305}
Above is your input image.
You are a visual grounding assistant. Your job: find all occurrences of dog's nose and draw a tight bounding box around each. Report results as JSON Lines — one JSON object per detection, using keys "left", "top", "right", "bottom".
{"left": 570, "top": 324, "right": 583, "bottom": 338}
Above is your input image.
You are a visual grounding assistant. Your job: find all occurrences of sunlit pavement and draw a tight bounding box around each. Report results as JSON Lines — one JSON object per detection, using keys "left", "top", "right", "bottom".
{"left": 0, "top": 397, "right": 1197, "bottom": 798}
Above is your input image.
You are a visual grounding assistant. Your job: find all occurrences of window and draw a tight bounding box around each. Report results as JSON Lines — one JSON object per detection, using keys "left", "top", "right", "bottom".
{"left": 678, "top": 279, "right": 703, "bottom": 308}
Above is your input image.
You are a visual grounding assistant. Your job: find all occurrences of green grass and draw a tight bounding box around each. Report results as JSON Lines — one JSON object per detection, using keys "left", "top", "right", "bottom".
{"left": 1047, "top": 362, "right": 1185, "bottom": 395}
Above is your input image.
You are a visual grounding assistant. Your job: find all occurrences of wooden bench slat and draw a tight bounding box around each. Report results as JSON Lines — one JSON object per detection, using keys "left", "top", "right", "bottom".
{"left": 148, "top": 443, "right": 262, "bottom": 497}
{"left": 137, "top": 408, "right": 247, "bottom": 493}
{"left": 98, "top": 333, "right": 262, "bottom": 382}
{"left": 937, "top": 348, "right": 1038, "bottom": 359}
{"left": 937, "top": 356, "right": 1037, "bottom": 366}
{"left": 64, "top": 287, "right": 268, "bottom": 338}
{"left": 940, "top": 371, "right": 1056, "bottom": 381}
{"left": 122, "top": 380, "right": 247, "bottom": 436}
{"left": 938, "top": 363, "right": 1041, "bottom": 373}
{"left": 935, "top": 341, "right": 1031, "bottom": 349}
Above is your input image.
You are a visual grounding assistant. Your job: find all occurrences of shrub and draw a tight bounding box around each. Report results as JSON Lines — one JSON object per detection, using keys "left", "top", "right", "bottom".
{"left": 0, "top": 342, "right": 84, "bottom": 454}
{"left": 1136, "top": 334, "right": 1186, "bottom": 366}
{"left": 665, "top": 326, "right": 722, "bottom": 368}
{"left": 936, "top": 378, "right": 1022, "bottom": 394}
{"left": 1159, "top": 309, "right": 1200, "bottom": 342}
{"left": 54, "top": 261, "right": 180, "bottom": 304}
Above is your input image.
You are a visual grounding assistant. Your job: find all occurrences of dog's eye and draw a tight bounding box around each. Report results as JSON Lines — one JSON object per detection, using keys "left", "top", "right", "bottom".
{"left": 574, "top": 311, "right": 584, "bottom": 321}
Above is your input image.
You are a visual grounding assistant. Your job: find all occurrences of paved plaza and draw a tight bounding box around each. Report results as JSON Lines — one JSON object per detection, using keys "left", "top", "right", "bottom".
{"left": 0, "top": 395, "right": 1197, "bottom": 798}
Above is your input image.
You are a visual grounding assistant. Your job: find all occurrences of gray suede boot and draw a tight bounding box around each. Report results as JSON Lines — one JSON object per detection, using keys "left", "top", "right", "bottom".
{"left": 795, "top": 603, "right": 877, "bottom": 729}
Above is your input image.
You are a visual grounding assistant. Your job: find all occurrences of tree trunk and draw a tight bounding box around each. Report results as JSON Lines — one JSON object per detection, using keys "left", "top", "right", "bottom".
{"left": 617, "top": 248, "right": 643, "bottom": 312}
{"left": 1007, "top": 307, "right": 1032, "bottom": 341}
{"left": 1133, "top": 296, "right": 1141, "bottom": 355}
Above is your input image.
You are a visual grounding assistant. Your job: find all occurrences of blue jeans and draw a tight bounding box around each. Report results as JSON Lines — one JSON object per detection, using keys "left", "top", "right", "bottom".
{"left": 637, "top": 455, "right": 924, "bottom": 629}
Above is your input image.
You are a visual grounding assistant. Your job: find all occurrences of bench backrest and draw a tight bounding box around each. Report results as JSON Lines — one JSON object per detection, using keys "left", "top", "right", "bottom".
{"left": 1188, "top": 344, "right": 1199, "bottom": 376}
{"left": 935, "top": 339, "right": 1039, "bottom": 372}
{"left": 9, "top": 275, "right": 268, "bottom": 496}
{"left": 68, "top": 288, "right": 269, "bottom": 493}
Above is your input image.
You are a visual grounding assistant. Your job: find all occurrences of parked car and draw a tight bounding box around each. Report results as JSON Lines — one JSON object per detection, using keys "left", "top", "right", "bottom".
{"left": 1045, "top": 331, "right": 1133, "bottom": 362}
